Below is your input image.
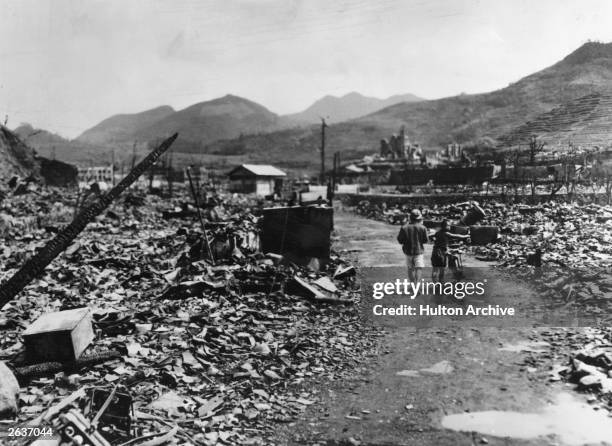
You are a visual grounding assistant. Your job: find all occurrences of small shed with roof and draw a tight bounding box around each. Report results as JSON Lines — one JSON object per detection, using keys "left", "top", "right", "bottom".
{"left": 227, "top": 164, "right": 287, "bottom": 196}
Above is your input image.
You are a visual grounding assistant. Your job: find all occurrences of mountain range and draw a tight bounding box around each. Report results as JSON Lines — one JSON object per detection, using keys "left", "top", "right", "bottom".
{"left": 16, "top": 41, "right": 612, "bottom": 172}
{"left": 283, "top": 92, "right": 423, "bottom": 125}
{"left": 14, "top": 123, "right": 69, "bottom": 146}
{"left": 74, "top": 92, "right": 423, "bottom": 148}
{"left": 75, "top": 106, "right": 175, "bottom": 145}
{"left": 204, "top": 41, "right": 612, "bottom": 170}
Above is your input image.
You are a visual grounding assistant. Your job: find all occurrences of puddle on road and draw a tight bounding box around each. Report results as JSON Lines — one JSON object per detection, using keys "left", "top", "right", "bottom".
{"left": 397, "top": 360, "right": 454, "bottom": 377}
{"left": 421, "top": 360, "right": 454, "bottom": 374}
{"left": 396, "top": 370, "right": 420, "bottom": 377}
{"left": 441, "top": 392, "right": 612, "bottom": 445}
{"left": 498, "top": 340, "right": 550, "bottom": 353}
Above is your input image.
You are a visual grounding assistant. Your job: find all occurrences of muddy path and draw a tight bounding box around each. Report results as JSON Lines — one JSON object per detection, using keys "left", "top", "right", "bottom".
{"left": 274, "top": 207, "right": 611, "bottom": 446}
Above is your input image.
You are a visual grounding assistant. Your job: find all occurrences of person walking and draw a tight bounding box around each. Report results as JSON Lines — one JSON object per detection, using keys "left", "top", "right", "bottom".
{"left": 430, "top": 220, "right": 469, "bottom": 282}
{"left": 397, "top": 209, "right": 428, "bottom": 283}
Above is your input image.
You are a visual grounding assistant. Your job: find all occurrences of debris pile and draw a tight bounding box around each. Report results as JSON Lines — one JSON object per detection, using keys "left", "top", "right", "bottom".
{"left": 511, "top": 329, "right": 612, "bottom": 414}
{"left": 0, "top": 187, "right": 75, "bottom": 239}
{"left": 570, "top": 346, "right": 612, "bottom": 396}
{"left": 0, "top": 188, "right": 379, "bottom": 445}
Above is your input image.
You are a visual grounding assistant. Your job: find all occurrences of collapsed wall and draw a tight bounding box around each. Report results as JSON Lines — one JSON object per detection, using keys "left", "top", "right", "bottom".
{"left": 38, "top": 157, "right": 78, "bottom": 187}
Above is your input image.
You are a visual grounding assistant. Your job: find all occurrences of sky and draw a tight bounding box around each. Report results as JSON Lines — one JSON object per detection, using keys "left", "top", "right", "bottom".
{"left": 2, "top": 0, "right": 612, "bottom": 138}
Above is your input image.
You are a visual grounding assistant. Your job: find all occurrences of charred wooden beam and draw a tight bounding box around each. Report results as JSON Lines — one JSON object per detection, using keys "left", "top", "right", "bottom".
{"left": 13, "top": 349, "right": 121, "bottom": 380}
{"left": 0, "top": 133, "right": 178, "bottom": 309}
{"left": 186, "top": 168, "right": 215, "bottom": 264}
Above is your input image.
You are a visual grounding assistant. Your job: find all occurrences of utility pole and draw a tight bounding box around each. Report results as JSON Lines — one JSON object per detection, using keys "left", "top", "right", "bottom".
{"left": 111, "top": 148, "right": 115, "bottom": 186}
{"left": 330, "top": 151, "right": 341, "bottom": 202}
{"left": 336, "top": 152, "right": 341, "bottom": 180}
{"left": 320, "top": 118, "right": 328, "bottom": 184}
{"left": 332, "top": 152, "right": 337, "bottom": 190}
{"left": 131, "top": 141, "right": 137, "bottom": 170}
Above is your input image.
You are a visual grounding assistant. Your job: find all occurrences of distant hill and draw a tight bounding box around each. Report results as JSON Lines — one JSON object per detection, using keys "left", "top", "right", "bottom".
{"left": 76, "top": 105, "right": 175, "bottom": 145}
{"left": 132, "top": 95, "right": 281, "bottom": 147}
{"left": 14, "top": 123, "right": 69, "bottom": 146}
{"left": 283, "top": 92, "right": 423, "bottom": 125}
{"left": 76, "top": 92, "right": 423, "bottom": 150}
{"left": 14, "top": 123, "right": 141, "bottom": 168}
{"left": 205, "top": 41, "right": 612, "bottom": 172}
{"left": 75, "top": 95, "right": 284, "bottom": 154}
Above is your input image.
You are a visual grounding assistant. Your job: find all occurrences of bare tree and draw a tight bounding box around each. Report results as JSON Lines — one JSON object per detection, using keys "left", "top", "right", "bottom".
{"left": 529, "top": 135, "right": 545, "bottom": 165}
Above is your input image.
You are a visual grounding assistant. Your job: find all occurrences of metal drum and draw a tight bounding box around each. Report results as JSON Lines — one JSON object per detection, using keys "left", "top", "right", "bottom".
{"left": 469, "top": 226, "right": 499, "bottom": 245}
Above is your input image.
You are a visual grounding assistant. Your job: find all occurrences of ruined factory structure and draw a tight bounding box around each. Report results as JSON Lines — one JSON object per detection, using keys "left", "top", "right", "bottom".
{"left": 334, "top": 93, "right": 612, "bottom": 191}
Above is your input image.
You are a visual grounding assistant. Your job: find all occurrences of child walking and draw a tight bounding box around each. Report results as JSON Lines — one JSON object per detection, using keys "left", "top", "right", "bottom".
{"left": 430, "top": 220, "right": 469, "bottom": 282}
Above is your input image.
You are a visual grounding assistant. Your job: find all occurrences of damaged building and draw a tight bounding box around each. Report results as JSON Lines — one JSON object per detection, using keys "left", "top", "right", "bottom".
{"left": 227, "top": 164, "right": 286, "bottom": 196}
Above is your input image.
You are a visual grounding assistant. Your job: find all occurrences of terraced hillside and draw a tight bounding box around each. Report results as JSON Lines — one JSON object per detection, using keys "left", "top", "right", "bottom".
{"left": 498, "top": 91, "right": 612, "bottom": 148}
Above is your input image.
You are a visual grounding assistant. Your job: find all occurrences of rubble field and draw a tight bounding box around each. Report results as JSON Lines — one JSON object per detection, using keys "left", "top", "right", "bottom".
{"left": 0, "top": 186, "right": 382, "bottom": 445}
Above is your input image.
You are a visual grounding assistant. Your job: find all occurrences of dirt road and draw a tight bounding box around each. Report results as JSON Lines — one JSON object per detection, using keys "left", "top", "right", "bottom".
{"left": 276, "top": 208, "right": 611, "bottom": 446}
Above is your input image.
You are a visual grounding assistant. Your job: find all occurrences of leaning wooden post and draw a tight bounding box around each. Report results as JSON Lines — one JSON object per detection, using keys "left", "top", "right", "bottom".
{"left": 0, "top": 133, "right": 178, "bottom": 309}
